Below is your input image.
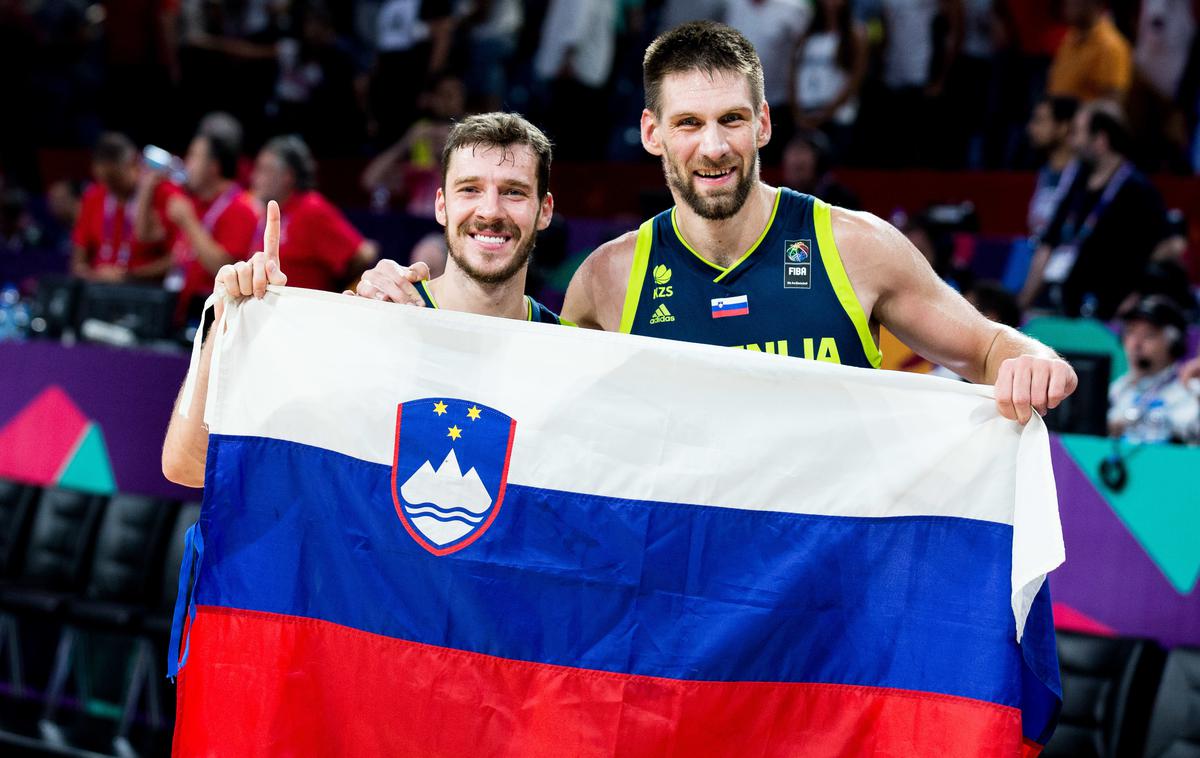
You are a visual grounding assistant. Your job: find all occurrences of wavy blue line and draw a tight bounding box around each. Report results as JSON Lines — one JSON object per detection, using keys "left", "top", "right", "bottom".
{"left": 402, "top": 501, "right": 489, "bottom": 520}
{"left": 407, "top": 511, "right": 482, "bottom": 526}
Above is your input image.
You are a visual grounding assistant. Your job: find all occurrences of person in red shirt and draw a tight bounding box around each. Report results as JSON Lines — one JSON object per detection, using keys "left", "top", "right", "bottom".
{"left": 70, "top": 132, "right": 173, "bottom": 282}
{"left": 158, "top": 129, "right": 262, "bottom": 322}
{"left": 250, "top": 135, "right": 378, "bottom": 291}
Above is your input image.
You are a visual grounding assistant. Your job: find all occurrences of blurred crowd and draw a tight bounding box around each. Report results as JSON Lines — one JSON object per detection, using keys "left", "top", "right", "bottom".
{"left": 2, "top": 0, "right": 1200, "bottom": 176}
{"left": 1, "top": 0, "right": 1199, "bottom": 443}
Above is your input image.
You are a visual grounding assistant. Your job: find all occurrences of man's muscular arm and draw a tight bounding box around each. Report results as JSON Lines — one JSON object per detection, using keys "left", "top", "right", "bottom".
{"left": 561, "top": 231, "right": 637, "bottom": 331}
{"left": 833, "top": 208, "right": 1077, "bottom": 423}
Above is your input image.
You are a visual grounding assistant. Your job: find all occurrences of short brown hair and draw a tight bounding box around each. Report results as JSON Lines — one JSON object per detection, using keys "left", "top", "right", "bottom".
{"left": 93, "top": 132, "right": 136, "bottom": 164}
{"left": 441, "top": 113, "right": 553, "bottom": 199}
{"left": 643, "top": 21, "right": 765, "bottom": 117}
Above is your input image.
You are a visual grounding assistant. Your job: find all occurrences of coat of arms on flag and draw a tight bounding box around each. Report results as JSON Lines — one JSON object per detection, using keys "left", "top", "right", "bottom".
{"left": 391, "top": 398, "right": 516, "bottom": 556}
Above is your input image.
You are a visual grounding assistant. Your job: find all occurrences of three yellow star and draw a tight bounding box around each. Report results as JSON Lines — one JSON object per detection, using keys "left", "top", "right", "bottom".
{"left": 466, "top": 405, "right": 482, "bottom": 421}
{"left": 447, "top": 425, "right": 462, "bottom": 441}
{"left": 433, "top": 400, "right": 448, "bottom": 416}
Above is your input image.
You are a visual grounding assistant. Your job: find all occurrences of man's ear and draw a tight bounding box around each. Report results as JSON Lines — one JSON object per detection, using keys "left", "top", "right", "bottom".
{"left": 641, "top": 109, "right": 664, "bottom": 157}
{"left": 757, "top": 101, "right": 773, "bottom": 149}
{"left": 537, "top": 192, "right": 554, "bottom": 231}
{"left": 434, "top": 187, "right": 447, "bottom": 226}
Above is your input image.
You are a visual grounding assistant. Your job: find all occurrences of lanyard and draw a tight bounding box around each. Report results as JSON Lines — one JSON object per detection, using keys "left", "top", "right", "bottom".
{"left": 200, "top": 185, "right": 242, "bottom": 231}
{"left": 100, "top": 194, "right": 135, "bottom": 266}
{"left": 1128, "top": 367, "right": 1179, "bottom": 422}
{"left": 1062, "top": 161, "right": 1133, "bottom": 248}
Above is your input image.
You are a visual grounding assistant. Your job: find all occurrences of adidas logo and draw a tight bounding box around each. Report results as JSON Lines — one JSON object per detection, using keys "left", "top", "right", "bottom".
{"left": 649, "top": 304, "right": 675, "bottom": 324}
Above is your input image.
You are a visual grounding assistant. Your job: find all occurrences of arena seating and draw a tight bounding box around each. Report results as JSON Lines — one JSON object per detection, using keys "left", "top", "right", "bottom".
{"left": 1045, "top": 631, "right": 1168, "bottom": 758}
{"left": 1143, "top": 646, "right": 1200, "bottom": 758}
{"left": 0, "top": 479, "right": 198, "bottom": 757}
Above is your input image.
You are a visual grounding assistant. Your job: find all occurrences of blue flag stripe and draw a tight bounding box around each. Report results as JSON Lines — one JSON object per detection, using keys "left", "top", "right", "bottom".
{"left": 200, "top": 435, "right": 1052, "bottom": 719}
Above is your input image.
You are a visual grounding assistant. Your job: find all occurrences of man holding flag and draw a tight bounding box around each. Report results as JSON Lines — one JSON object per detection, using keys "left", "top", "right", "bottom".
{"left": 358, "top": 22, "right": 1078, "bottom": 424}
{"left": 161, "top": 113, "right": 563, "bottom": 487}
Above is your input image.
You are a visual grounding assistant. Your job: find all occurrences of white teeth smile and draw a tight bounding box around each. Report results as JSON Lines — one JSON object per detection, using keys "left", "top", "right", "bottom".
{"left": 472, "top": 234, "right": 508, "bottom": 244}
{"left": 697, "top": 169, "right": 732, "bottom": 178}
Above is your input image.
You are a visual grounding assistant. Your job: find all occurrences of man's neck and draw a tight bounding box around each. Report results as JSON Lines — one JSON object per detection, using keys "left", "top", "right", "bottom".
{"left": 1086, "top": 153, "right": 1124, "bottom": 190}
{"left": 428, "top": 264, "right": 529, "bottom": 321}
{"left": 673, "top": 182, "right": 778, "bottom": 269}
{"left": 196, "top": 178, "right": 233, "bottom": 203}
{"left": 1048, "top": 145, "right": 1073, "bottom": 172}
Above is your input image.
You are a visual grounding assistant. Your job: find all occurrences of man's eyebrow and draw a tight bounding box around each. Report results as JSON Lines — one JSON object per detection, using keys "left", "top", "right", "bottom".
{"left": 453, "top": 176, "right": 535, "bottom": 191}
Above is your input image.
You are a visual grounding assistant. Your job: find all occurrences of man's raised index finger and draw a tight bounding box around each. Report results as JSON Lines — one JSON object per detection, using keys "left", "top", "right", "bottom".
{"left": 264, "top": 200, "right": 281, "bottom": 263}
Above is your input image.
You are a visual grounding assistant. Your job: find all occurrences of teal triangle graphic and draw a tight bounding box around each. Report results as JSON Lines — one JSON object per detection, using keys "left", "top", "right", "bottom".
{"left": 56, "top": 423, "right": 117, "bottom": 495}
{"left": 1060, "top": 434, "right": 1200, "bottom": 594}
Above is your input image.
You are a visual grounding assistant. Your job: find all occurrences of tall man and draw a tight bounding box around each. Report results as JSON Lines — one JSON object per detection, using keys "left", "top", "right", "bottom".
{"left": 359, "top": 22, "right": 1078, "bottom": 423}
{"left": 162, "top": 113, "right": 561, "bottom": 487}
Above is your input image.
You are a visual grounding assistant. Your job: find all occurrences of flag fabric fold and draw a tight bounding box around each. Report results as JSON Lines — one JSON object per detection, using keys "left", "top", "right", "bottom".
{"left": 173, "top": 286, "right": 1063, "bottom": 756}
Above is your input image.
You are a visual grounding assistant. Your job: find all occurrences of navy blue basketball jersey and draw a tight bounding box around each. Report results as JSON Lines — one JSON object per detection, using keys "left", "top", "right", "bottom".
{"left": 417, "top": 280, "right": 563, "bottom": 324}
{"left": 621, "top": 188, "right": 880, "bottom": 369}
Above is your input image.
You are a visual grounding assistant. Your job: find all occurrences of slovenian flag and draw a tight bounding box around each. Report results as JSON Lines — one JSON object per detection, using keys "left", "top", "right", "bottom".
{"left": 711, "top": 294, "right": 749, "bottom": 318}
{"left": 171, "top": 287, "right": 1062, "bottom": 757}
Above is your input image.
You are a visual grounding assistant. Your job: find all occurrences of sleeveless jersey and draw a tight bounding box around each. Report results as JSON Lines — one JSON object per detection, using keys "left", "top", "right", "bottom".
{"left": 620, "top": 188, "right": 881, "bottom": 369}
{"left": 417, "top": 280, "right": 563, "bottom": 325}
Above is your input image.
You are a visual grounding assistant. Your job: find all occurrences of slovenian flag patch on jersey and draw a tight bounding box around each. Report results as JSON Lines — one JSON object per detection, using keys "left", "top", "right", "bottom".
{"left": 711, "top": 295, "right": 749, "bottom": 319}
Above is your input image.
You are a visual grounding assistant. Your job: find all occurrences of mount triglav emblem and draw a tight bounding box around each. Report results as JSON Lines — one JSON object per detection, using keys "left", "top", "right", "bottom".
{"left": 391, "top": 398, "right": 516, "bottom": 556}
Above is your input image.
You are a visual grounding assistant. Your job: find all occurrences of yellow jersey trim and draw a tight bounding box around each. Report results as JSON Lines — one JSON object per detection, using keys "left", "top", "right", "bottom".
{"left": 423, "top": 280, "right": 534, "bottom": 322}
{"left": 419, "top": 279, "right": 439, "bottom": 309}
{"left": 619, "top": 220, "right": 655, "bottom": 334}
{"left": 813, "top": 199, "right": 882, "bottom": 368}
{"left": 669, "top": 189, "right": 782, "bottom": 283}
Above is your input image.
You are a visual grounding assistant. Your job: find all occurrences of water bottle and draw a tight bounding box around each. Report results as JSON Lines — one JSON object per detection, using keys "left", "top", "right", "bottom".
{"left": 0, "top": 286, "right": 16, "bottom": 342}
{"left": 143, "top": 145, "right": 188, "bottom": 184}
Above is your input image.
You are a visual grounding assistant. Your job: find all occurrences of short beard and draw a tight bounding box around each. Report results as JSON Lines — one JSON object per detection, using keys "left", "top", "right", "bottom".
{"left": 663, "top": 151, "right": 758, "bottom": 221}
{"left": 445, "top": 217, "right": 537, "bottom": 285}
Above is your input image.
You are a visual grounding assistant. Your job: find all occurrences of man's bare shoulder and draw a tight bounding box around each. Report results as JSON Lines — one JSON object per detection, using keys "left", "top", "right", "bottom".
{"left": 563, "top": 230, "right": 638, "bottom": 331}
{"left": 828, "top": 205, "right": 924, "bottom": 315}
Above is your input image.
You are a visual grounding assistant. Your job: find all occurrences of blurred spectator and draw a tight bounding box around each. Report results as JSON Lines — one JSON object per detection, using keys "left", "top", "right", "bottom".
{"left": 198, "top": 111, "right": 254, "bottom": 185}
{"left": 46, "top": 181, "right": 83, "bottom": 235}
{"left": 159, "top": 130, "right": 263, "bottom": 324}
{"left": 367, "top": 0, "right": 454, "bottom": 143}
{"left": 251, "top": 135, "right": 378, "bottom": 291}
{"left": 1021, "top": 102, "right": 1169, "bottom": 319}
{"left": 0, "top": 188, "right": 43, "bottom": 254}
{"left": 408, "top": 231, "right": 448, "bottom": 279}
{"left": 963, "top": 279, "right": 1022, "bottom": 328}
{"left": 534, "top": 0, "right": 616, "bottom": 160}
{"left": 788, "top": 0, "right": 867, "bottom": 156}
{"left": 71, "top": 132, "right": 171, "bottom": 283}
{"left": 1127, "top": 0, "right": 1196, "bottom": 171}
{"left": 941, "top": 0, "right": 998, "bottom": 167}
{"left": 101, "top": 0, "right": 182, "bottom": 145}
{"left": 780, "top": 130, "right": 860, "bottom": 210}
{"left": 992, "top": 0, "right": 1068, "bottom": 166}
{"left": 724, "top": 0, "right": 812, "bottom": 115}
{"left": 1108, "top": 296, "right": 1199, "bottom": 443}
{"left": 898, "top": 209, "right": 972, "bottom": 291}
{"left": 1047, "top": 0, "right": 1132, "bottom": 103}
{"left": 866, "top": 0, "right": 963, "bottom": 167}
{"left": 462, "top": 0, "right": 524, "bottom": 112}
{"left": 361, "top": 74, "right": 466, "bottom": 218}
{"left": 658, "top": 0, "right": 727, "bottom": 33}
{"left": 1026, "top": 95, "right": 1080, "bottom": 238}
{"left": 270, "top": 3, "right": 368, "bottom": 154}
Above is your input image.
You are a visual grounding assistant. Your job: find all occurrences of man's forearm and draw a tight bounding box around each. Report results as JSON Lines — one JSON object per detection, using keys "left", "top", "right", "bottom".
{"left": 982, "top": 325, "right": 1059, "bottom": 384}
{"left": 162, "top": 330, "right": 215, "bottom": 487}
{"left": 180, "top": 215, "right": 235, "bottom": 274}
